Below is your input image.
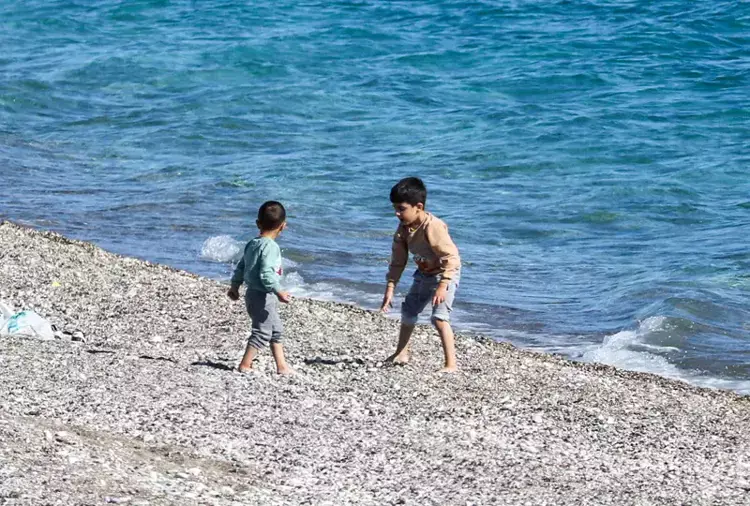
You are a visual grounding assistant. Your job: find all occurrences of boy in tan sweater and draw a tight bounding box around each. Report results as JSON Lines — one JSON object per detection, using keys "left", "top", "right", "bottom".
{"left": 380, "top": 177, "right": 461, "bottom": 372}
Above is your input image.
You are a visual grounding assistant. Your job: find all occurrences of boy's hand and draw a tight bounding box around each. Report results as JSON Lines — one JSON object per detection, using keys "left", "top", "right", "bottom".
{"left": 380, "top": 285, "right": 395, "bottom": 313}
{"left": 432, "top": 283, "right": 448, "bottom": 306}
{"left": 277, "top": 291, "right": 292, "bottom": 304}
{"left": 227, "top": 287, "right": 240, "bottom": 301}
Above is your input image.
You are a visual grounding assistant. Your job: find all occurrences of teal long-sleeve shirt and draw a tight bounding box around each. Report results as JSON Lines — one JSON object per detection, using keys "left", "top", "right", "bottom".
{"left": 230, "top": 236, "right": 283, "bottom": 294}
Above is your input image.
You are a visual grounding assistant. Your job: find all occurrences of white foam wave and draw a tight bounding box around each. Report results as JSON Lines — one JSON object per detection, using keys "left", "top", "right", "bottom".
{"left": 281, "top": 271, "right": 305, "bottom": 291}
{"left": 582, "top": 316, "right": 750, "bottom": 395}
{"left": 200, "top": 236, "right": 302, "bottom": 268}
{"left": 288, "top": 279, "right": 383, "bottom": 309}
{"left": 200, "top": 235, "right": 243, "bottom": 263}
{"left": 583, "top": 317, "right": 670, "bottom": 368}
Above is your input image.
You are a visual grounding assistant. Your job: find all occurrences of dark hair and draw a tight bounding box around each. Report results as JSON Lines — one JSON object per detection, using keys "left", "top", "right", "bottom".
{"left": 389, "top": 177, "right": 427, "bottom": 206}
{"left": 257, "top": 201, "right": 286, "bottom": 230}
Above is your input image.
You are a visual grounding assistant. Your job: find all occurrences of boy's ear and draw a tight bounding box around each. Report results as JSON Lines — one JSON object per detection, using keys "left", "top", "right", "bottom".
{"left": 280, "top": 222, "right": 287, "bottom": 231}
{"left": 416, "top": 202, "right": 425, "bottom": 211}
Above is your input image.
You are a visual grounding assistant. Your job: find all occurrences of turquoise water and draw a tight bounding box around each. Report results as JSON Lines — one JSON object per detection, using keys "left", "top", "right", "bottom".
{"left": 2, "top": 0, "right": 749, "bottom": 391}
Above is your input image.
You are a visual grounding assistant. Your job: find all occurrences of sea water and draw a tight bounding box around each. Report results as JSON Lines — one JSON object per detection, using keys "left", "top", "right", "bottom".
{"left": 2, "top": 0, "right": 749, "bottom": 392}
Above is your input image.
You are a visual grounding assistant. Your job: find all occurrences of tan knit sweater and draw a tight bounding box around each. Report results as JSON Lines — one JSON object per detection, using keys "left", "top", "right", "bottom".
{"left": 386, "top": 212, "right": 461, "bottom": 286}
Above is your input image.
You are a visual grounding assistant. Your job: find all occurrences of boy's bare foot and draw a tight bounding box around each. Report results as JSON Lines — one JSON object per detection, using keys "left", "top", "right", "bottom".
{"left": 385, "top": 352, "right": 411, "bottom": 365}
{"left": 237, "top": 366, "right": 254, "bottom": 374}
{"left": 277, "top": 367, "right": 295, "bottom": 375}
{"left": 438, "top": 365, "right": 458, "bottom": 373}
{"left": 238, "top": 346, "right": 259, "bottom": 374}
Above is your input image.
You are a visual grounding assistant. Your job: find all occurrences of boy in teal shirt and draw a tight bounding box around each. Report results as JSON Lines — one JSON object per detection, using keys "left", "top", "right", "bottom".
{"left": 227, "top": 201, "right": 292, "bottom": 374}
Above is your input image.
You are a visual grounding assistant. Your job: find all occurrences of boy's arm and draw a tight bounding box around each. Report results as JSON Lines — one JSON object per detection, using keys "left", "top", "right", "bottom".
{"left": 229, "top": 249, "right": 246, "bottom": 289}
{"left": 258, "top": 242, "right": 283, "bottom": 294}
{"left": 425, "top": 220, "right": 460, "bottom": 286}
{"left": 385, "top": 227, "right": 409, "bottom": 287}
{"left": 381, "top": 229, "right": 407, "bottom": 312}
{"left": 228, "top": 248, "right": 246, "bottom": 301}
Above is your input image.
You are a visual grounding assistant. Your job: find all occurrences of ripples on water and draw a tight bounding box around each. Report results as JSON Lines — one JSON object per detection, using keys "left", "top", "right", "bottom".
{"left": 1, "top": 0, "right": 749, "bottom": 390}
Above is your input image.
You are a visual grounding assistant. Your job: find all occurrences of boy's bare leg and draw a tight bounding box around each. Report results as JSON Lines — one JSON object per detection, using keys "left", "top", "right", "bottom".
{"left": 434, "top": 319, "right": 457, "bottom": 373}
{"left": 271, "top": 342, "right": 293, "bottom": 375}
{"left": 238, "top": 344, "right": 259, "bottom": 372}
{"left": 385, "top": 323, "right": 414, "bottom": 364}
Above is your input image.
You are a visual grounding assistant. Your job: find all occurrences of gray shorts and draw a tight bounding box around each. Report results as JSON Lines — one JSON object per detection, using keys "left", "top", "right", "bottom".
{"left": 244, "top": 289, "right": 283, "bottom": 349}
{"left": 401, "top": 270, "right": 459, "bottom": 326}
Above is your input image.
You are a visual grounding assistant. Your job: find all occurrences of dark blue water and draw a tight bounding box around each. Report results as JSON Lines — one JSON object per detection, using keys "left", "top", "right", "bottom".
{"left": 2, "top": 0, "right": 749, "bottom": 391}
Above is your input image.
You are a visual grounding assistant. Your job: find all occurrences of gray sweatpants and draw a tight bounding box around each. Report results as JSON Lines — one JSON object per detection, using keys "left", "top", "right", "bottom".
{"left": 244, "top": 289, "right": 283, "bottom": 350}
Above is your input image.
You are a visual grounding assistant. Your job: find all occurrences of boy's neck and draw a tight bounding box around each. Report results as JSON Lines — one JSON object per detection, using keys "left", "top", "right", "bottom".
{"left": 407, "top": 210, "right": 427, "bottom": 229}
{"left": 259, "top": 230, "right": 280, "bottom": 240}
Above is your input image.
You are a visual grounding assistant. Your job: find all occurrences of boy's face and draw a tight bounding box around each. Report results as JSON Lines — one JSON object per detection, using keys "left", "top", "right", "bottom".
{"left": 393, "top": 202, "right": 424, "bottom": 226}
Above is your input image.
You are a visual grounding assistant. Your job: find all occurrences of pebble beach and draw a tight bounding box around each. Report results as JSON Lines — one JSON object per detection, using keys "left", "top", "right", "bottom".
{"left": 1, "top": 220, "right": 749, "bottom": 505}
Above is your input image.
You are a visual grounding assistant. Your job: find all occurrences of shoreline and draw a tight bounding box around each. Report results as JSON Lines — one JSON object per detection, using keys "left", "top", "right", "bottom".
{"left": 1, "top": 220, "right": 749, "bottom": 505}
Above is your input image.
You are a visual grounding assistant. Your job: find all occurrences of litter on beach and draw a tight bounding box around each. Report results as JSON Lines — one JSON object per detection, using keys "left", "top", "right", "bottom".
{"left": 0, "top": 301, "right": 55, "bottom": 340}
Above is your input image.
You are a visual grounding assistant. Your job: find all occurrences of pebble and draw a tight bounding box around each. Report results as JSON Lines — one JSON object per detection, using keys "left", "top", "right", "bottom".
{"left": 54, "top": 431, "right": 76, "bottom": 445}
{"left": 105, "top": 496, "right": 131, "bottom": 504}
{"left": 0, "top": 221, "right": 749, "bottom": 506}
